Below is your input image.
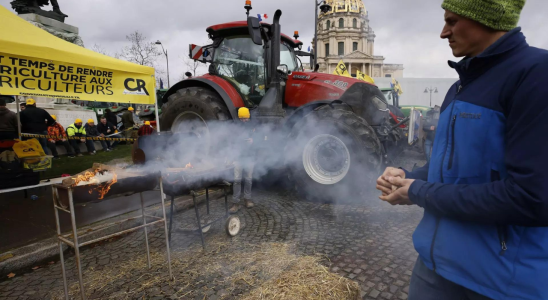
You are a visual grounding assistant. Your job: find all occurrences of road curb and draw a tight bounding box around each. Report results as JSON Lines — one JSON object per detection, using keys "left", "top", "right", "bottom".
{"left": 0, "top": 188, "right": 225, "bottom": 277}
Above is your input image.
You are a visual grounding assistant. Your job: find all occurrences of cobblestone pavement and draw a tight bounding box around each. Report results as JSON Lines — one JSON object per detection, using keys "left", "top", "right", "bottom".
{"left": 0, "top": 152, "right": 426, "bottom": 300}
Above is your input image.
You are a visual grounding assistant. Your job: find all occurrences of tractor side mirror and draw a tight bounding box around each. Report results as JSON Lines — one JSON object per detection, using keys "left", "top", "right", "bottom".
{"left": 247, "top": 17, "right": 262, "bottom": 45}
{"left": 277, "top": 64, "right": 291, "bottom": 76}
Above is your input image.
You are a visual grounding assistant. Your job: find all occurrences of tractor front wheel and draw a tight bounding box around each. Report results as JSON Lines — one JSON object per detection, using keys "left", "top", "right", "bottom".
{"left": 159, "top": 87, "right": 231, "bottom": 155}
{"left": 160, "top": 87, "right": 230, "bottom": 133}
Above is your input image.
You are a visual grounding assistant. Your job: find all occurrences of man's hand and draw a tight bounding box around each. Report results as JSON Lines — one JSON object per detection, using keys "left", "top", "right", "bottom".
{"left": 100, "top": 134, "right": 105, "bottom": 137}
{"left": 61, "top": 138, "right": 66, "bottom": 142}
{"left": 376, "top": 167, "right": 406, "bottom": 196}
{"left": 379, "top": 176, "right": 415, "bottom": 206}
{"left": 80, "top": 138, "right": 85, "bottom": 143}
{"left": 430, "top": 125, "right": 435, "bottom": 131}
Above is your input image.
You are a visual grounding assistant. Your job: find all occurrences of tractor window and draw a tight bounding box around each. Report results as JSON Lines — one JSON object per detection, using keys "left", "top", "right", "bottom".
{"left": 213, "top": 36, "right": 266, "bottom": 104}
{"left": 382, "top": 90, "right": 394, "bottom": 106}
{"left": 280, "top": 43, "right": 298, "bottom": 72}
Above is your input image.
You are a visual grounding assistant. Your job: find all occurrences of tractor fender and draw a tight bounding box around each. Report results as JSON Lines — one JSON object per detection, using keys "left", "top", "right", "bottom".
{"left": 162, "top": 75, "right": 245, "bottom": 119}
{"left": 284, "top": 100, "right": 354, "bottom": 131}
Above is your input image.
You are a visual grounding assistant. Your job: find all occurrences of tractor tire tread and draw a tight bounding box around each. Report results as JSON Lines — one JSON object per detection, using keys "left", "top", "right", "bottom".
{"left": 160, "top": 87, "right": 230, "bottom": 131}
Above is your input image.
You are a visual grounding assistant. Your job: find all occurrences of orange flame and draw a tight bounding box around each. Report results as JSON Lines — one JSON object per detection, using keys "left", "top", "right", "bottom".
{"left": 185, "top": 162, "right": 193, "bottom": 169}
{"left": 71, "top": 168, "right": 118, "bottom": 200}
{"left": 95, "top": 172, "right": 118, "bottom": 200}
{"left": 72, "top": 169, "right": 100, "bottom": 186}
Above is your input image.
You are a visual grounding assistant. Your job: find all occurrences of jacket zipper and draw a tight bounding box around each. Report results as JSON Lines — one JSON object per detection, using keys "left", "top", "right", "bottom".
{"left": 491, "top": 169, "right": 508, "bottom": 255}
{"left": 497, "top": 225, "right": 508, "bottom": 255}
{"left": 447, "top": 115, "right": 457, "bottom": 170}
{"left": 429, "top": 85, "right": 462, "bottom": 272}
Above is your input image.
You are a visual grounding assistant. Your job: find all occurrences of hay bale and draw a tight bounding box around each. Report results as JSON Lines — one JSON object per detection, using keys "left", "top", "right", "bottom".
{"left": 242, "top": 255, "right": 360, "bottom": 300}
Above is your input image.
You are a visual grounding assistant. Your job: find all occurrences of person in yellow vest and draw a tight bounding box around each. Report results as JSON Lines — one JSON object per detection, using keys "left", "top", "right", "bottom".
{"left": 66, "top": 118, "right": 96, "bottom": 156}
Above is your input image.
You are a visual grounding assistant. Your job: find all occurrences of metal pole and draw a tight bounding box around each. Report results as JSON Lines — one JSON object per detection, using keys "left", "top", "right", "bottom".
{"left": 192, "top": 192, "right": 206, "bottom": 250}
{"left": 53, "top": 187, "right": 69, "bottom": 300}
{"left": 206, "top": 188, "right": 210, "bottom": 215}
{"left": 430, "top": 90, "right": 432, "bottom": 107}
{"left": 314, "top": 0, "right": 318, "bottom": 67}
{"left": 165, "top": 50, "right": 170, "bottom": 88}
{"left": 168, "top": 195, "right": 175, "bottom": 242}
{"left": 15, "top": 96, "right": 21, "bottom": 140}
{"left": 67, "top": 189, "right": 87, "bottom": 300}
{"left": 154, "top": 80, "right": 161, "bottom": 132}
{"left": 159, "top": 177, "right": 173, "bottom": 279}
{"left": 139, "top": 192, "right": 151, "bottom": 269}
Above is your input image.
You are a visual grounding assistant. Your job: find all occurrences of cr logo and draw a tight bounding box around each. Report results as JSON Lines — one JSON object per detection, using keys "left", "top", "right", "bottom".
{"left": 124, "top": 78, "right": 149, "bottom": 96}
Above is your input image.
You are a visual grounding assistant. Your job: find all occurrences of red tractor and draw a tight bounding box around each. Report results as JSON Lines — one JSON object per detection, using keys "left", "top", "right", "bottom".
{"left": 154, "top": 7, "right": 406, "bottom": 201}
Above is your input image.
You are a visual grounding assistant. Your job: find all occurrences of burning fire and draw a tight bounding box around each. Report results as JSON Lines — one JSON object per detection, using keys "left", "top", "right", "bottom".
{"left": 72, "top": 169, "right": 100, "bottom": 186}
{"left": 93, "top": 172, "right": 118, "bottom": 200}
{"left": 72, "top": 168, "right": 118, "bottom": 200}
{"left": 185, "top": 162, "right": 193, "bottom": 169}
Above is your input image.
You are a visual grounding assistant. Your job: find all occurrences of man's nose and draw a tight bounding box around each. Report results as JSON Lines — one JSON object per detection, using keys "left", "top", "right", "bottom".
{"left": 440, "top": 26, "right": 451, "bottom": 39}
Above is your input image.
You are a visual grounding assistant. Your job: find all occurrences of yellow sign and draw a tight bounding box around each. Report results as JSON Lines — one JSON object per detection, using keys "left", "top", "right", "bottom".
{"left": 356, "top": 70, "right": 375, "bottom": 84}
{"left": 0, "top": 55, "right": 155, "bottom": 103}
{"left": 333, "top": 60, "right": 351, "bottom": 77}
{"left": 0, "top": 6, "right": 156, "bottom": 104}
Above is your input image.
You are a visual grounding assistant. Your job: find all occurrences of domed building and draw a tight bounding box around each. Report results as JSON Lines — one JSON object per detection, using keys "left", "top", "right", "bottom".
{"left": 315, "top": 0, "right": 403, "bottom": 78}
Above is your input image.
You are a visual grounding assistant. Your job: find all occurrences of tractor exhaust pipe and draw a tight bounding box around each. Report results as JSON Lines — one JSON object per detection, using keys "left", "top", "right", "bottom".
{"left": 270, "top": 9, "right": 282, "bottom": 82}
{"left": 257, "top": 9, "right": 285, "bottom": 121}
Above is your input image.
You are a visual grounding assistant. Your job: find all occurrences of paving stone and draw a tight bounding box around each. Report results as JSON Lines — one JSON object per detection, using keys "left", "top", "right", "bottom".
{"left": 369, "top": 289, "right": 381, "bottom": 298}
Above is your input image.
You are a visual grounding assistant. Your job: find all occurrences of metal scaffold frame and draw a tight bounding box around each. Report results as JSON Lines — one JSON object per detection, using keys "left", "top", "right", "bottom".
{"left": 51, "top": 184, "right": 173, "bottom": 300}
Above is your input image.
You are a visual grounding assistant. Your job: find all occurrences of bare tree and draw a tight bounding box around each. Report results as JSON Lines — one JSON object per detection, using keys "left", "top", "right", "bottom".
{"left": 119, "top": 31, "right": 161, "bottom": 67}
{"left": 89, "top": 43, "right": 111, "bottom": 56}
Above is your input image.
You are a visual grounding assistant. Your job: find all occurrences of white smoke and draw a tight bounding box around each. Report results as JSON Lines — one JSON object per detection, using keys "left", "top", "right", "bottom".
{"left": 124, "top": 110, "right": 382, "bottom": 203}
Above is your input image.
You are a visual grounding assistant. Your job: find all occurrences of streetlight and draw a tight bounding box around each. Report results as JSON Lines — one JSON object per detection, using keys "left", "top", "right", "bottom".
{"left": 314, "top": 0, "right": 332, "bottom": 68}
{"left": 424, "top": 87, "right": 438, "bottom": 107}
{"left": 155, "top": 40, "right": 170, "bottom": 88}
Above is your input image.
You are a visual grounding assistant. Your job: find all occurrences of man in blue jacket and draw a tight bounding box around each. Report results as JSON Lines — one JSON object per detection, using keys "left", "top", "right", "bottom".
{"left": 376, "top": 1, "right": 548, "bottom": 299}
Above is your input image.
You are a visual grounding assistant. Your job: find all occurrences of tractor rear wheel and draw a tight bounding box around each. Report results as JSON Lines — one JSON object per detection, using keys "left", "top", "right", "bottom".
{"left": 285, "top": 105, "right": 382, "bottom": 203}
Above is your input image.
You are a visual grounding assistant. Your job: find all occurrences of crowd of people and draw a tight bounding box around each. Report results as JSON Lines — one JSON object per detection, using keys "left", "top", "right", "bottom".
{"left": 0, "top": 98, "right": 155, "bottom": 159}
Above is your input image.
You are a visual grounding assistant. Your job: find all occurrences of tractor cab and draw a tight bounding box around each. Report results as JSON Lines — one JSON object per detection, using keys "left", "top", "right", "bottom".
{"left": 198, "top": 18, "right": 305, "bottom": 110}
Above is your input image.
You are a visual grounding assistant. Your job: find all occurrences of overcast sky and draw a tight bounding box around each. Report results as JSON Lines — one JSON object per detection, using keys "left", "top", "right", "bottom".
{"left": 2, "top": 0, "right": 547, "bottom": 81}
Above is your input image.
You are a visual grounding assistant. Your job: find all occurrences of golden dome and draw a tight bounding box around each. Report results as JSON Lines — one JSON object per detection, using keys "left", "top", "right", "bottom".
{"left": 320, "top": 0, "right": 367, "bottom": 17}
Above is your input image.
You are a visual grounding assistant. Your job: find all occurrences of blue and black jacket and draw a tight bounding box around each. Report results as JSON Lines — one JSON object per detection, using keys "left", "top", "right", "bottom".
{"left": 406, "top": 28, "right": 548, "bottom": 300}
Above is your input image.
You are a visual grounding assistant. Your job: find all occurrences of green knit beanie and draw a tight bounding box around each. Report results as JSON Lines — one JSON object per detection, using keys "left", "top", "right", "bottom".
{"left": 442, "top": 0, "right": 526, "bottom": 31}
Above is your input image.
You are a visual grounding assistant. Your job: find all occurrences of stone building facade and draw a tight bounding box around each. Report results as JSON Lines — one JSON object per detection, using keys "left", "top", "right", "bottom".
{"left": 315, "top": 0, "right": 403, "bottom": 78}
